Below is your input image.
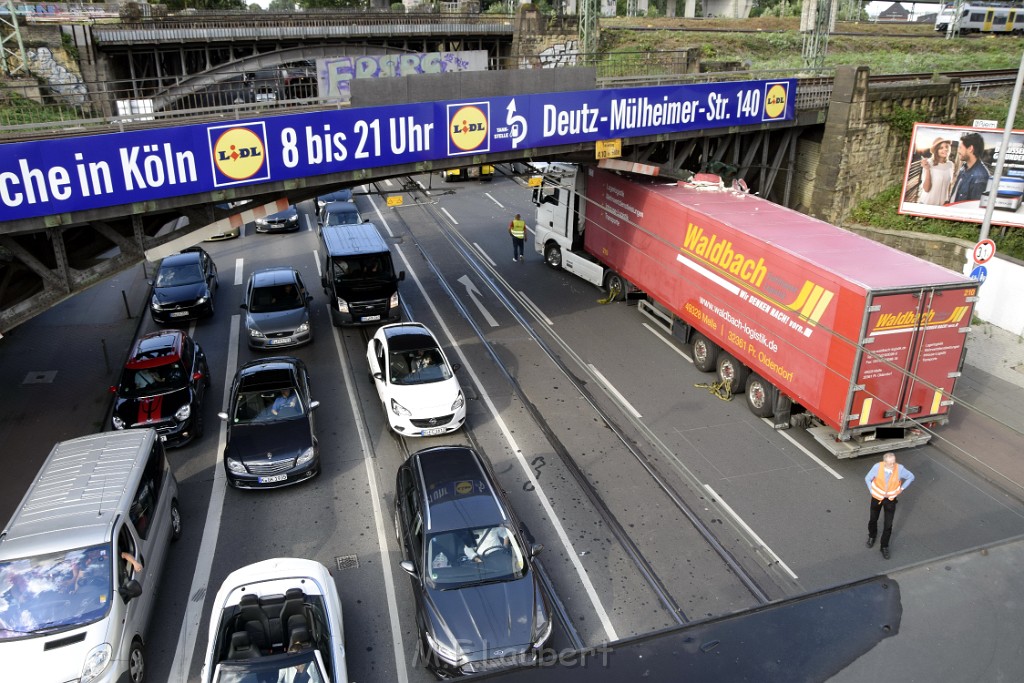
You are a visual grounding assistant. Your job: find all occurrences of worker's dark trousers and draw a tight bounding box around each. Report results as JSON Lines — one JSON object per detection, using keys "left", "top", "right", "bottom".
{"left": 868, "top": 497, "right": 898, "bottom": 548}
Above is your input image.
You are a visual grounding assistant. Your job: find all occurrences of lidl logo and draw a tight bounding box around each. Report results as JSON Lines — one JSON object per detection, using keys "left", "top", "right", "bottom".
{"left": 208, "top": 122, "right": 271, "bottom": 187}
{"left": 762, "top": 82, "right": 789, "bottom": 121}
{"left": 447, "top": 102, "right": 490, "bottom": 156}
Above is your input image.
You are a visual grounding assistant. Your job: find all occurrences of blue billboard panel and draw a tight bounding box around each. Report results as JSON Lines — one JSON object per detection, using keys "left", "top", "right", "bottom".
{"left": 0, "top": 79, "right": 796, "bottom": 222}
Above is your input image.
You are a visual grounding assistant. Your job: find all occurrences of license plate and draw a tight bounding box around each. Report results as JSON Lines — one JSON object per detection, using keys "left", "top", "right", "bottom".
{"left": 421, "top": 427, "right": 446, "bottom": 436}
{"left": 258, "top": 474, "right": 287, "bottom": 484}
{"left": 268, "top": 338, "right": 291, "bottom": 345}
{"left": 361, "top": 314, "right": 381, "bottom": 322}
{"left": 169, "top": 311, "right": 189, "bottom": 318}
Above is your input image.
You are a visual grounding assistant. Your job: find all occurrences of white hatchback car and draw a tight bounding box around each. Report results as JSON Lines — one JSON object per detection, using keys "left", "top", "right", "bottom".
{"left": 366, "top": 323, "right": 466, "bottom": 436}
{"left": 200, "top": 558, "right": 348, "bottom": 683}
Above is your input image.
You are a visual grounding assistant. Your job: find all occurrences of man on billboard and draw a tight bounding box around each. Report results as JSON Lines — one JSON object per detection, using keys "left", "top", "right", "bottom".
{"left": 949, "top": 132, "right": 991, "bottom": 203}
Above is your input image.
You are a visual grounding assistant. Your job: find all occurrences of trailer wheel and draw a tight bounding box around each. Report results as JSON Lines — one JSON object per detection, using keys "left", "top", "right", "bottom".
{"left": 544, "top": 244, "right": 562, "bottom": 268}
{"left": 716, "top": 353, "right": 749, "bottom": 395}
{"left": 691, "top": 333, "right": 719, "bottom": 373}
{"left": 604, "top": 272, "right": 627, "bottom": 302}
{"left": 745, "top": 373, "right": 776, "bottom": 418}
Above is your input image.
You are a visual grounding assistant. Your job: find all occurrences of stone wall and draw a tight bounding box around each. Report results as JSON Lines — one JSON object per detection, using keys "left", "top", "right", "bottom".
{"left": 810, "top": 66, "right": 960, "bottom": 225}
{"left": 510, "top": 6, "right": 581, "bottom": 69}
{"left": 5, "top": 23, "right": 87, "bottom": 108}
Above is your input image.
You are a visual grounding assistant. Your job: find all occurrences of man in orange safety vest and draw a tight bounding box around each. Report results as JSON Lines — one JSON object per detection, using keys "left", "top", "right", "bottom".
{"left": 865, "top": 452, "right": 915, "bottom": 560}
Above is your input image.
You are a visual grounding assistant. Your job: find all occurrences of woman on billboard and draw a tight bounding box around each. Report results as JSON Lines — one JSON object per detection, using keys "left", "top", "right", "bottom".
{"left": 918, "top": 136, "right": 954, "bottom": 206}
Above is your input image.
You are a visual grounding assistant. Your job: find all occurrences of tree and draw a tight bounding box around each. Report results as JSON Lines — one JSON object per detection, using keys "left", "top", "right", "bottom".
{"left": 269, "top": 0, "right": 298, "bottom": 8}
{"left": 164, "top": 0, "right": 248, "bottom": 9}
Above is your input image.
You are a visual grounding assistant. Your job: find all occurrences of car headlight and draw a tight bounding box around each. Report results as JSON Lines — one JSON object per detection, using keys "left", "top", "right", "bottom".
{"left": 389, "top": 292, "right": 399, "bottom": 309}
{"left": 287, "top": 214, "right": 298, "bottom": 223}
{"left": 533, "top": 602, "right": 552, "bottom": 647}
{"left": 112, "top": 415, "right": 125, "bottom": 430}
{"left": 297, "top": 321, "right": 310, "bottom": 333}
{"left": 151, "top": 295, "right": 163, "bottom": 310}
{"left": 255, "top": 217, "right": 268, "bottom": 227}
{"left": 175, "top": 404, "right": 191, "bottom": 421}
{"left": 248, "top": 320, "right": 265, "bottom": 338}
{"left": 424, "top": 630, "right": 464, "bottom": 666}
{"left": 390, "top": 399, "right": 411, "bottom": 417}
{"left": 296, "top": 446, "right": 316, "bottom": 465}
{"left": 226, "top": 457, "right": 246, "bottom": 474}
{"left": 196, "top": 293, "right": 208, "bottom": 305}
{"left": 451, "top": 391, "right": 464, "bottom": 412}
{"left": 337, "top": 297, "right": 349, "bottom": 313}
{"left": 81, "top": 643, "right": 112, "bottom": 683}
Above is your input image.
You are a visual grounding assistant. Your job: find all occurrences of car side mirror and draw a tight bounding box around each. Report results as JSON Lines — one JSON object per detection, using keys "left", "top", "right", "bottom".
{"left": 217, "top": 412, "right": 229, "bottom": 421}
{"left": 119, "top": 579, "right": 142, "bottom": 603}
{"left": 400, "top": 560, "right": 417, "bottom": 577}
{"left": 306, "top": 294, "right": 313, "bottom": 303}
{"left": 452, "top": 363, "right": 461, "bottom": 372}
{"left": 309, "top": 400, "right": 320, "bottom": 410}
{"left": 239, "top": 303, "right": 248, "bottom": 310}
{"left": 109, "top": 385, "right": 118, "bottom": 394}
{"left": 530, "top": 543, "right": 544, "bottom": 557}
{"left": 373, "top": 372, "right": 384, "bottom": 381}
{"left": 398, "top": 271, "right": 406, "bottom": 281}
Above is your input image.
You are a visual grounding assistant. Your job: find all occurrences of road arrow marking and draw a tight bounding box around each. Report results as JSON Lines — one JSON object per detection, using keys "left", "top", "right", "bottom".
{"left": 458, "top": 274, "right": 499, "bottom": 327}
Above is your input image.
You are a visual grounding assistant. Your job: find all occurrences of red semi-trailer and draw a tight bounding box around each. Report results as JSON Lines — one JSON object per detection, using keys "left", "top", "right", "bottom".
{"left": 533, "top": 163, "right": 977, "bottom": 458}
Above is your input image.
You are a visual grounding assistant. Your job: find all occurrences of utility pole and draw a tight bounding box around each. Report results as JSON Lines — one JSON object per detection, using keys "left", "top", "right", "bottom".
{"left": 579, "top": 0, "right": 599, "bottom": 65}
{"left": 946, "top": 0, "right": 966, "bottom": 39}
{"left": 1, "top": 0, "right": 29, "bottom": 76}
{"left": 801, "top": 0, "right": 837, "bottom": 71}
{"left": 978, "top": 51, "right": 1024, "bottom": 243}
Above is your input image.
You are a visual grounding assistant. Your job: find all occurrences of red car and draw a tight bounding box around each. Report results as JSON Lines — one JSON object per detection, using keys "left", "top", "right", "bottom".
{"left": 111, "top": 329, "right": 210, "bottom": 447}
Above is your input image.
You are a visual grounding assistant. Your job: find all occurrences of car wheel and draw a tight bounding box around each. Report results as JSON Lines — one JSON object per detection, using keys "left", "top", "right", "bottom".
{"left": 127, "top": 639, "right": 145, "bottom": 683}
{"left": 691, "top": 333, "right": 720, "bottom": 373}
{"left": 604, "top": 272, "right": 627, "bottom": 302}
{"left": 170, "top": 499, "right": 182, "bottom": 542}
{"left": 544, "top": 244, "right": 562, "bottom": 268}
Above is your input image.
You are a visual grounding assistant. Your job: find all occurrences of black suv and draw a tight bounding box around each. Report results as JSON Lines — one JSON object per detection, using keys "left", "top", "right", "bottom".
{"left": 150, "top": 246, "right": 218, "bottom": 323}
{"left": 111, "top": 329, "right": 210, "bottom": 447}
{"left": 395, "top": 446, "right": 552, "bottom": 677}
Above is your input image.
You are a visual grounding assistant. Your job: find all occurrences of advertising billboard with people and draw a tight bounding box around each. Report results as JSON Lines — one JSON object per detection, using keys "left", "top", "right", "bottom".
{"left": 899, "top": 123, "right": 1024, "bottom": 228}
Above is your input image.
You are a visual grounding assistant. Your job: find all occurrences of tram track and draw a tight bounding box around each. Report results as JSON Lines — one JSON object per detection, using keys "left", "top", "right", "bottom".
{"left": 375, "top": 177, "right": 777, "bottom": 635}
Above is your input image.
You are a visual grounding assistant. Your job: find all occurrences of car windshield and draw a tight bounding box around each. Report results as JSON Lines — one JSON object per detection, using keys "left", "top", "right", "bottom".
{"left": 425, "top": 525, "right": 526, "bottom": 589}
{"left": 232, "top": 387, "right": 305, "bottom": 423}
{"left": 389, "top": 347, "right": 452, "bottom": 385}
{"left": 250, "top": 284, "right": 303, "bottom": 313}
{"left": 213, "top": 650, "right": 327, "bottom": 683}
{"left": 0, "top": 544, "right": 113, "bottom": 640}
{"left": 329, "top": 255, "right": 392, "bottom": 283}
{"left": 120, "top": 361, "right": 188, "bottom": 396}
{"left": 325, "top": 208, "right": 359, "bottom": 225}
{"left": 156, "top": 262, "right": 203, "bottom": 287}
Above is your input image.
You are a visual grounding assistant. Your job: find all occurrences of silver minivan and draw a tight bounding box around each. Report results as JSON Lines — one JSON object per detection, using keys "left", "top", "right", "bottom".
{"left": 0, "top": 429, "right": 180, "bottom": 683}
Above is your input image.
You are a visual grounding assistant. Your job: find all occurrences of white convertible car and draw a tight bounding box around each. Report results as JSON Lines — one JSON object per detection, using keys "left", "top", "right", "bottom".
{"left": 201, "top": 558, "right": 348, "bottom": 683}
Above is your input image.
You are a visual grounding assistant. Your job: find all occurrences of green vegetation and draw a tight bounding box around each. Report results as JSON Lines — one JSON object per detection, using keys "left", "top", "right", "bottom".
{"left": 0, "top": 88, "right": 82, "bottom": 127}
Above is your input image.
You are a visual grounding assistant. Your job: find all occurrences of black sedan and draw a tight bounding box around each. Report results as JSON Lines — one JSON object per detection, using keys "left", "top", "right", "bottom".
{"left": 254, "top": 205, "right": 301, "bottom": 233}
{"left": 111, "top": 329, "right": 209, "bottom": 447}
{"left": 150, "top": 247, "right": 219, "bottom": 324}
{"left": 218, "top": 357, "right": 320, "bottom": 489}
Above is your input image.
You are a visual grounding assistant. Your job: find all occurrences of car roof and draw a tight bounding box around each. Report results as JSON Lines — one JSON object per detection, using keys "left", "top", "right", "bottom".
{"left": 318, "top": 188, "right": 352, "bottom": 202}
{"left": 237, "top": 357, "right": 302, "bottom": 390}
{"left": 320, "top": 223, "right": 388, "bottom": 256}
{"left": 323, "top": 200, "right": 358, "bottom": 213}
{"left": 0, "top": 430, "right": 156, "bottom": 558}
{"left": 161, "top": 248, "right": 204, "bottom": 266}
{"left": 383, "top": 323, "right": 435, "bottom": 351}
{"left": 126, "top": 329, "right": 185, "bottom": 368}
{"left": 413, "top": 446, "right": 507, "bottom": 532}
{"left": 250, "top": 268, "right": 299, "bottom": 286}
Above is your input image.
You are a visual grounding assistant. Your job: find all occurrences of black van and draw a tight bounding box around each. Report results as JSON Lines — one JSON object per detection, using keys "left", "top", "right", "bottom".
{"left": 319, "top": 223, "right": 404, "bottom": 326}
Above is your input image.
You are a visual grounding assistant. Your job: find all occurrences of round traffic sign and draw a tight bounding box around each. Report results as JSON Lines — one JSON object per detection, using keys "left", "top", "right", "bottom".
{"left": 973, "top": 239, "right": 996, "bottom": 265}
{"left": 969, "top": 265, "right": 987, "bottom": 284}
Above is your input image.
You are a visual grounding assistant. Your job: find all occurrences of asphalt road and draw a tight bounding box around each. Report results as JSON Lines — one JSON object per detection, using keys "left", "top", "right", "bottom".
{"left": 2, "top": 168, "right": 1023, "bottom": 682}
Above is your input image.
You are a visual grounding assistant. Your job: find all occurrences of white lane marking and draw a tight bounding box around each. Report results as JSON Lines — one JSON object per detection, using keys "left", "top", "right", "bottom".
{"left": 188, "top": 320, "right": 197, "bottom": 338}
{"left": 518, "top": 291, "right": 553, "bottom": 326}
{"left": 704, "top": 484, "right": 798, "bottom": 580}
{"left": 587, "top": 364, "right": 642, "bottom": 419}
{"left": 415, "top": 179, "right": 431, "bottom": 195}
{"left": 313, "top": 249, "right": 322, "bottom": 279}
{"left": 367, "top": 195, "right": 619, "bottom": 643}
{"left": 328, "top": 325, "right": 409, "bottom": 683}
{"left": 441, "top": 207, "right": 459, "bottom": 225}
{"left": 485, "top": 192, "right": 504, "bottom": 209}
{"left": 383, "top": 178, "right": 395, "bottom": 187}
{"left": 642, "top": 323, "right": 693, "bottom": 362}
{"left": 170, "top": 315, "right": 237, "bottom": 683}
{"left": 761, "top": 418, "right": 844, "bottom": 479}
{"left": 305, "top": 212, "right": 316, "bottom": 232}
{"left": 457, "top": 275, "right": 499, "bottom": 327}
{"left": 233, "top": 258, "right": 244, "bottom": 286}
{"left": 473, "top": 242, "right": 496, "bottom": 267}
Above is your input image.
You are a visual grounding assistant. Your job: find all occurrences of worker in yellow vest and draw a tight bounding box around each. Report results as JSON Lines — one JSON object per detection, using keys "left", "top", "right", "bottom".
{"left": 509, "top": 213, "right": 526, "bottom": 262}
{"left": 864, "top": 452, "right": 915, "bottom": 560}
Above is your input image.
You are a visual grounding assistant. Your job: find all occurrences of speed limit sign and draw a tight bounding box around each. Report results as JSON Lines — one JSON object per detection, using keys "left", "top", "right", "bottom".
{"left": 973, "top": 239, "right": 996, "bottom": 265}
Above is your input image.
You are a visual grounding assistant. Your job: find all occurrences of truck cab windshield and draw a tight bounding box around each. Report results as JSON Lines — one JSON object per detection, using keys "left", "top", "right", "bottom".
{"left": 330, "top": 255, "right": 392, "bottom": 283}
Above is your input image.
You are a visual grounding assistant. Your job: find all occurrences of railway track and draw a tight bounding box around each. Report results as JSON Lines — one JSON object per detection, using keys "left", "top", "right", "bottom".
{"left": 373, "top": 177, "right": 779, "bottom": 639}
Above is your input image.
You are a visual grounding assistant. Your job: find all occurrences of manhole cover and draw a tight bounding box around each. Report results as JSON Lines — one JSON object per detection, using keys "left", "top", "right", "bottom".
{"left": 335, "top": 555, "right": 359, "bottom": 571}
{"left": 23, "top": 371, "right": 57, "bottom": 385}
